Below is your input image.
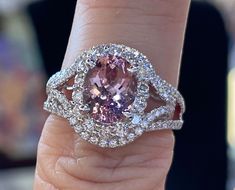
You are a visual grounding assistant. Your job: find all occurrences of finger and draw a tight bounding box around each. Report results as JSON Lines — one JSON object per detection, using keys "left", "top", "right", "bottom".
{"left": 37, "top": 114, "right": 174, "bottom": 186}
{"left": 63, "top": 0, "right": 190, "bottom": 86}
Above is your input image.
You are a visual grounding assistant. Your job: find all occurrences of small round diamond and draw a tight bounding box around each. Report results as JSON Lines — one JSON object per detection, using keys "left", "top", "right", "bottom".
{"left": 119, "top": 138, "right": 127, "bottom": 146}
{"left": 135, "top": 127, "right": 143, "bottom": 135}
{"left": 69, "top": 117, "right": 78, "bottom": 126}
{"left": 74, "top": 125, "right": 83, "bottom": 132}
{"left": 131, "top": 115, "right": 141, "bottom": 125}
{"left": 72, "top": 91, "right": 82, "bottom": 102}
{"left": 90, "top": 136, "right": 98, "bottom": 144}
{"left": 109, "top": 139, "right": 118, "bottom": 148}
{"left": 80, "top": 132, "right": 89, "bottom": 140}
{"left": 99, "top": 139, "right": 108, "bottom": 147}
{"left": 127, "top": 133, "right": 135, "bottom": 140}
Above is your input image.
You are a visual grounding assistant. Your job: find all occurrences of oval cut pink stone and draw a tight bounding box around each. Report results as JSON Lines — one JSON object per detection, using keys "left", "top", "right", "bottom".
{"left": 83, "top": 55, "right": 137, "bottom": 124}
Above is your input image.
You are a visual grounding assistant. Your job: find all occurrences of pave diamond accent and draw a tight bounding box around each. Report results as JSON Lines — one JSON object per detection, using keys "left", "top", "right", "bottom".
{"left": 147, "top": 120, "right": 183, "bottom": 131}
{"left": 44, "top": 43, "right": 185, "bottom": 148}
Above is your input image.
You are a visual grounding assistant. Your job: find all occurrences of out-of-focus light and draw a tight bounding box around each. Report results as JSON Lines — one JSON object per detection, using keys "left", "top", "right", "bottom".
{"left": 0, "top": 0, "right": 41, "bottom": 15}
{"left": 227, "top": 68, "right": 235, "bottom": 148}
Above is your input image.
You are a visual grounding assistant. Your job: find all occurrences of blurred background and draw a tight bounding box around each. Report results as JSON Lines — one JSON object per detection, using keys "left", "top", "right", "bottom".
{"left": 0, "top": 0, "right": 234, "bottom": 189}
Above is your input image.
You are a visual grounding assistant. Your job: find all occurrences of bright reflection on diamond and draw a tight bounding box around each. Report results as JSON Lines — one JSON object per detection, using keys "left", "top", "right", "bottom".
{"left": 113, "top": 94, "right": 121, "bottom": 101}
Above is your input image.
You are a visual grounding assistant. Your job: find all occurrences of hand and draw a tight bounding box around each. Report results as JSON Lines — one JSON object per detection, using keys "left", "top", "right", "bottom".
{"left": 34, "top": 1, "right": 190, "bottom": 189}
{"left": 35, "top": 115, "right": 174, "bottom": 190}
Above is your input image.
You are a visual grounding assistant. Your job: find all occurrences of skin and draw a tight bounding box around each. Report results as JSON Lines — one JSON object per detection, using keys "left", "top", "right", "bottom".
{"left": 34, "top": 1, "right": 190, "bottom": 190}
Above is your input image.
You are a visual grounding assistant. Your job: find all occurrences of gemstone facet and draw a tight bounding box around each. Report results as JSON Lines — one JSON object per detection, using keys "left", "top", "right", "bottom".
{"left": 83, "top": 55, "right": 137, "bottom": 124}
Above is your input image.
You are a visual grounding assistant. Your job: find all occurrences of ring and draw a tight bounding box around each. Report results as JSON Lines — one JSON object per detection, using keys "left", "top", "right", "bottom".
{"left": 43, "top": 43, "right": 185, "bottom": 148}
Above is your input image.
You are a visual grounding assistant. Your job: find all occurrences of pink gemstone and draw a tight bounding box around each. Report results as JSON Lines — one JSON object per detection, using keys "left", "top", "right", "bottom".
{"left": 83, "top": 55, "right": 137, "bottom": 124}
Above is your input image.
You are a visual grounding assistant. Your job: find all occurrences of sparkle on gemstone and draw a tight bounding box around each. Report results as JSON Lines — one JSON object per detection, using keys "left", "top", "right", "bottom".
{"left": 135, "top": 127, "right": 143, "bottom": 135}
{"left": 69, "top": 117, "right": 77, "bottom": 125}
{"left": 83, "top": 54, "right": 137, "bottom": 124}
{"left": 131, "top": 114, "right": 141, "bottom": 125}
